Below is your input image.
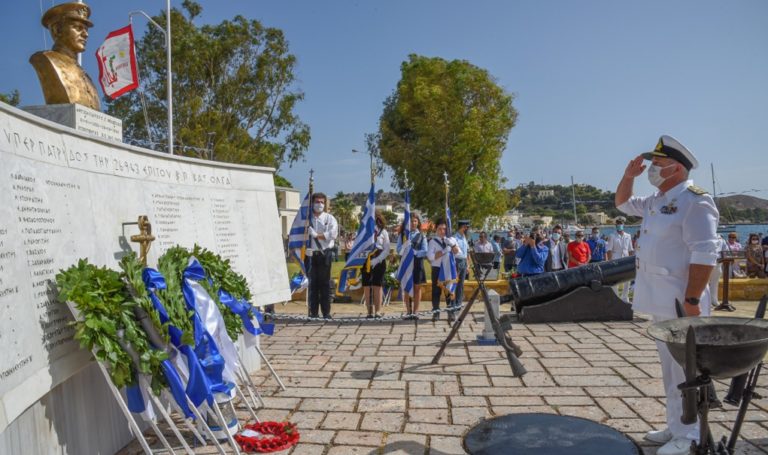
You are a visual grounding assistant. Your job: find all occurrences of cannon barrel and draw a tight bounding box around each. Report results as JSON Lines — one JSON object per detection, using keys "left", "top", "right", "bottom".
{"left": 507, "top": 256, "right": 636, "bottom": 308}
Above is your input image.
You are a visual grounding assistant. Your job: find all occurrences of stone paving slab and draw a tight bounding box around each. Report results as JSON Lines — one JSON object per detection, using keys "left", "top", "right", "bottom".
{"left": 117, "top": 300, "right": 768, "bottom": 454}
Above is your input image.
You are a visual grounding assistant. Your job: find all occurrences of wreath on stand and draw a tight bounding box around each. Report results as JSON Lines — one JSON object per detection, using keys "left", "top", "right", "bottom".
{"left": 234, "top": 421, "right": 300, "bottom": 453}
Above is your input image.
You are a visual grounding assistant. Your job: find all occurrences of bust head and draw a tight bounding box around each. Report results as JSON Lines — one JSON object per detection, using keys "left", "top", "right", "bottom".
{"left": 42, "top": 3, "right": 93, "bottom": 58}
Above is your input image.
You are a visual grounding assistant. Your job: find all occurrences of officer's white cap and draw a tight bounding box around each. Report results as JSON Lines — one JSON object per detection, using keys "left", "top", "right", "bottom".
{"left": 641, "top": 135, "right": 698, "bottom": 170}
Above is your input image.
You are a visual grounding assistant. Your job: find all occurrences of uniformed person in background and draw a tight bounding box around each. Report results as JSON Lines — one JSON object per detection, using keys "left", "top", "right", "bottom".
{"left": 615, "top": 135, "right": 719, "bottom": 455}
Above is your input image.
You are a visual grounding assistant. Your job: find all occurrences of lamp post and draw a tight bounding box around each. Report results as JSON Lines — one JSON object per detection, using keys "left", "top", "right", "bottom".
{"left": 128, "top": 1, "right": 173, "bottom": 155}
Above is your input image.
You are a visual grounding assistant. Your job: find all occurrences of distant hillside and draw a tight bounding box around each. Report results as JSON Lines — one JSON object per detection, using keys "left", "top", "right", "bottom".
{"left": 716, "top": 195, "right": 768, "bottom": 210}
{"left": 716, "top": 195, "right": 768, "bottom": 223}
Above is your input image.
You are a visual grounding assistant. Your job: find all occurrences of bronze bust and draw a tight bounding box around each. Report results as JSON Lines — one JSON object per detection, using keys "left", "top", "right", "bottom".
{"left": 29, "top": 2, "right": 101, "bottom": 111}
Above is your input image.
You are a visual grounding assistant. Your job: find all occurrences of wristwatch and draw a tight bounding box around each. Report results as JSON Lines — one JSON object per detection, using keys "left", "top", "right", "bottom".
{"left": 684, "top": 297, "right": 700, "bottom": 305}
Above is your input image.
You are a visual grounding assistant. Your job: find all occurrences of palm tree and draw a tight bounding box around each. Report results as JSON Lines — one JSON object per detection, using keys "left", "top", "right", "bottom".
{"left": 331, "top": 197, "right": 357, "bottom": 233}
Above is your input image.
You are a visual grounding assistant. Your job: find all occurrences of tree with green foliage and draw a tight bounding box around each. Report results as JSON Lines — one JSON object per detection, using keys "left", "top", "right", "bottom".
{"left": 0, "top": 90, "right": 20, "bottom": 106}
{"left": 331, "top": 196, "right": 357, "bottom": 233}
{"left": 106, "top": 0, "right": 309, "bottom": 171}
{"left": 377, "top": 55, "right": 517, "bottom": 225}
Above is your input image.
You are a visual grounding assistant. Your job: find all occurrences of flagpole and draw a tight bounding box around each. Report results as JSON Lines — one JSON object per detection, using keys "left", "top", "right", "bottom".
{"left": 402, "top": 169, "right": 410, "bottom": 244}
{"left": 166, "top": 0, "right": 174, "bottom": 155}
{"left": 443, "top": 171, "right": 450, "bottom": 236}
{"left": 303, "top": 170, "right": 314, "bottom": 313}
{"left": 368, "top": 149, "right": 375, "bottom": 316}
{"left": 76, "top": 0, "right": 83, "bottom": 65}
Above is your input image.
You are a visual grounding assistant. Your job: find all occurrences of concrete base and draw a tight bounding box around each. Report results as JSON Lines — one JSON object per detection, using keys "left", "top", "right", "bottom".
{"left": 519, "top": 285, "right": 634, "bottom": 324}
{"left": 21, "top": 103, "right": 123, "bottom": 142}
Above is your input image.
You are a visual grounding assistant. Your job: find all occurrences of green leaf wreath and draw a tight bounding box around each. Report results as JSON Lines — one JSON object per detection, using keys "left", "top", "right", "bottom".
{"left": 56, "top": 254, "right": 168, "bottom": 394}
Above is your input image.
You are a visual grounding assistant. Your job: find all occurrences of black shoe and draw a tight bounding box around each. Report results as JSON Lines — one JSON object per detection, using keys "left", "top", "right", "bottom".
{"left": 366, "top": 314, "right": 374, "bottom": 319}
{"left": 323, "top": 315, "right": 332, "bottom": 320}
{"left": 432, "top": 312, "right": 439, "bottom": 322}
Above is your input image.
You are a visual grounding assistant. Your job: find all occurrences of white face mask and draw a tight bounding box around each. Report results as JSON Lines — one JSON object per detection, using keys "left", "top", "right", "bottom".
{"left": 313, "top": 202, "right": 325, "bottom": 212}
{"left": 647, "top": 163, "right": 676, "bottom": 187}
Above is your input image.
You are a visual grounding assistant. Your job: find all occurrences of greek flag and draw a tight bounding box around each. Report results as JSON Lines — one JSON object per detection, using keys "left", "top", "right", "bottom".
{"left": 440, "top": 195, "right": 458, "bottom": 297}
{"left": 396, "top": 242, "right": 414, "bottom": 297}
{"left": 438, "top": 250, "right": 458, "bottom": 297}
{"left": 395, "top": 189, "right": 414, "bottom": 296}
{"left": 287, "top": 191, "right": 312, "bottom": 260}
{"left": 338, "top": 183, "right": 376, "bottom": 292}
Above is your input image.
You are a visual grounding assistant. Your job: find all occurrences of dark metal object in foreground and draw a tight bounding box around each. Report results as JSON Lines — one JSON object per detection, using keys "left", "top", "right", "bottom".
{"left": 463, "top": 413, "right": 642, "bottom": 455}
{"left": 431, "top": 250, "right": 526, "bottom": 377}
{"left": 648, "top": 300, "right": 768, "bottom": 454}
{"left": 647, "top": 316, "right": 768, "bottom": 379}
{"left": 507, "top": 256, "right": 635, "bottom": 323}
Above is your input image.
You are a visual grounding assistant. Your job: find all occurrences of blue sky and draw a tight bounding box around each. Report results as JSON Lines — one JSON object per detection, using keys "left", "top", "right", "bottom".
{"left": 2, "top": 1, "right": 767, "bottom": 199}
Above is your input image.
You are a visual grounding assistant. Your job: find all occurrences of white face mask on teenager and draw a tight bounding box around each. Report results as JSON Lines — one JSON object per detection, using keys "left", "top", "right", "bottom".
{"left": 647, "top": 163, "right": 676, "bottom": 187}
{"left": 313, "top": 202, "right": 325, "bottom": 213}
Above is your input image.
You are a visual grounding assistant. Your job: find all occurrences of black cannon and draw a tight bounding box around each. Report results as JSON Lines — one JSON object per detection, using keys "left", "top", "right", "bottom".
{"left": 507, "top": 256, "right": 636, "bottom": 323}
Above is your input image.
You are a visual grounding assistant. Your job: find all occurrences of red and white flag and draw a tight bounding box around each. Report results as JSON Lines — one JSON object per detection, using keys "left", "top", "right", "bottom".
{"left": 95, "top": 25, "right": 139, "bottom": 99}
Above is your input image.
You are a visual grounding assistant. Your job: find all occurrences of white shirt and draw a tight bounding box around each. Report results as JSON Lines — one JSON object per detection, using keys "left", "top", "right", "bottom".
{"left": 427, "top": 236, "right": 457, "bottom": 267}
{"left": 548, "top": 240, "right": 566, "bottom": 270}
{"left": 308, "top": 211, "right": 339, "bottom": 252}
{"left": 617, "top": 179, "right": 719, "bottom": 316}
{"left": 607, "top": 231, "right": 634, "bottom": 258}
{"left": 370, "top": 228, "right": 390, "bottom": 267}
{"left": 474, "top": 241, "right": 493, "bottom": 253}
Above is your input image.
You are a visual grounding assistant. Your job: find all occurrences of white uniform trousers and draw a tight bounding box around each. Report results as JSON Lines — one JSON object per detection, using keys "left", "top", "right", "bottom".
{"left": 708, "top": 265, "right": 721, "bottom": 307}
{"left": 652, "top": 298, "right": 711, "bottom": 441}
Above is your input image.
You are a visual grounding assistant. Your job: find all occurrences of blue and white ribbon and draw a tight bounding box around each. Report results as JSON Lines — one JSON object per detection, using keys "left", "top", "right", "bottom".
{"left": 182, "top": 258, "right": 239, "bottom": 387}
{"left": 143, "top": 268, "right": 212, "bottom": 409}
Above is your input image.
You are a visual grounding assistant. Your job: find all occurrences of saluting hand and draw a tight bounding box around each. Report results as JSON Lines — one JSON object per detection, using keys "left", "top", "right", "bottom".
{"left": 624, "top": 155, "right": 646, "bottom": 179}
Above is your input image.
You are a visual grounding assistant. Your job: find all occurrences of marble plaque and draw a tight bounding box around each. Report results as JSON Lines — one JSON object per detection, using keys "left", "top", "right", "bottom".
{"left": 21, "top": 103, "right": 123, "bottom": 142}
{"left": 0, "top": 103, "right": 289, "bottom": 432}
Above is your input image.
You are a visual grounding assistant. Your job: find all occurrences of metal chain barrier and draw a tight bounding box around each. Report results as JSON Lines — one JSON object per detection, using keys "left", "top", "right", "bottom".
{"left": 267, "top": 303, "right": 467, "bottom": 324}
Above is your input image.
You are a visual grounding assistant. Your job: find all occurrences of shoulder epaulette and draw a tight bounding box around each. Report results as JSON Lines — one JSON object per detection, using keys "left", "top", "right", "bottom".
{"left": 687, "top": 185, "right": 708, "bottom": 195}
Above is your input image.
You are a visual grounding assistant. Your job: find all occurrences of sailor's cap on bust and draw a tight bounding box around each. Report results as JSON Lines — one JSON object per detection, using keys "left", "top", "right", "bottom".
{"left": 42, "top": 2, "right": 93, "bottom": 29}
{"left": 457, "top": 220, "right": 471, "bottom": 228}
{"left": 641, "top": 135, "right": 698, "bottom": 170}
{"left": 615, "top": 216, "right": 626, "bottom": 224}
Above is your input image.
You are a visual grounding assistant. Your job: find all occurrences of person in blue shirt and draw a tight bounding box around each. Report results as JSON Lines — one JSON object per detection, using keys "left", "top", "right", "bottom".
{"left": 515, "top": 227, "right": 549, "bottom": 276}
{"left": 586, "top": 227, "right": 607, "bottom": 263}
{"left": 491, "top": 235, "right": 502, "bottom": 270}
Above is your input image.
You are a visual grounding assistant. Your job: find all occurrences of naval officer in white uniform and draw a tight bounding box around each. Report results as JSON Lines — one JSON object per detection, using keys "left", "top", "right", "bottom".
{"left": 615, "top": 135, "right": 719, "bottom": 455}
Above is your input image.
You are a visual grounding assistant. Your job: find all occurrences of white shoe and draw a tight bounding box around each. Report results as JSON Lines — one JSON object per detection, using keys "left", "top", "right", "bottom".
{"left": 644, "top": 428, "right": 673, "bottom": 444}
{"left": 657, "top": 437, "right": 695, "bottom": 455}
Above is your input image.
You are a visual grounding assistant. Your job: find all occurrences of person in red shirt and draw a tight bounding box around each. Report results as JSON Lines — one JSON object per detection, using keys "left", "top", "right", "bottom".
{"left": 567, "top": 230, "right": 591, "bottom": 268}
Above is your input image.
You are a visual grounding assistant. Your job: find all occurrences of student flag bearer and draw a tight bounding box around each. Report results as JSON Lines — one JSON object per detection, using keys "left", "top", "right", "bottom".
{"left": 427, "top": 172, "right": 459, "bottom": 323}
{"left": 288, "top": 171, "right": 339, "bottom": 319}
{"left": 396, "top": 171, "right": 428, "bottom": 320}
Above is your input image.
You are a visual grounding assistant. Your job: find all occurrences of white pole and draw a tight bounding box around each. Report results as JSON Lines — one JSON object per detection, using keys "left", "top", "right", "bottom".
{"left": 166, "top": 0, "right": 174, "bottom": 155}
{"left": 77, "top": 0, "right": 83, "bottom": 65}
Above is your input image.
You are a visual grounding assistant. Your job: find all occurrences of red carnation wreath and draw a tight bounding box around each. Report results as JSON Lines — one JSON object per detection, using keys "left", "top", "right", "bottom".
{"left": 234, "top": 421, "right": 300, "bottom": 453}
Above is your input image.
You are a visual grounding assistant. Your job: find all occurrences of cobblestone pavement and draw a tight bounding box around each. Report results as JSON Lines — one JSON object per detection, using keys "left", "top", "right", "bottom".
{"left": 119, "top": 300, "right": 768, "bottom": 454}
